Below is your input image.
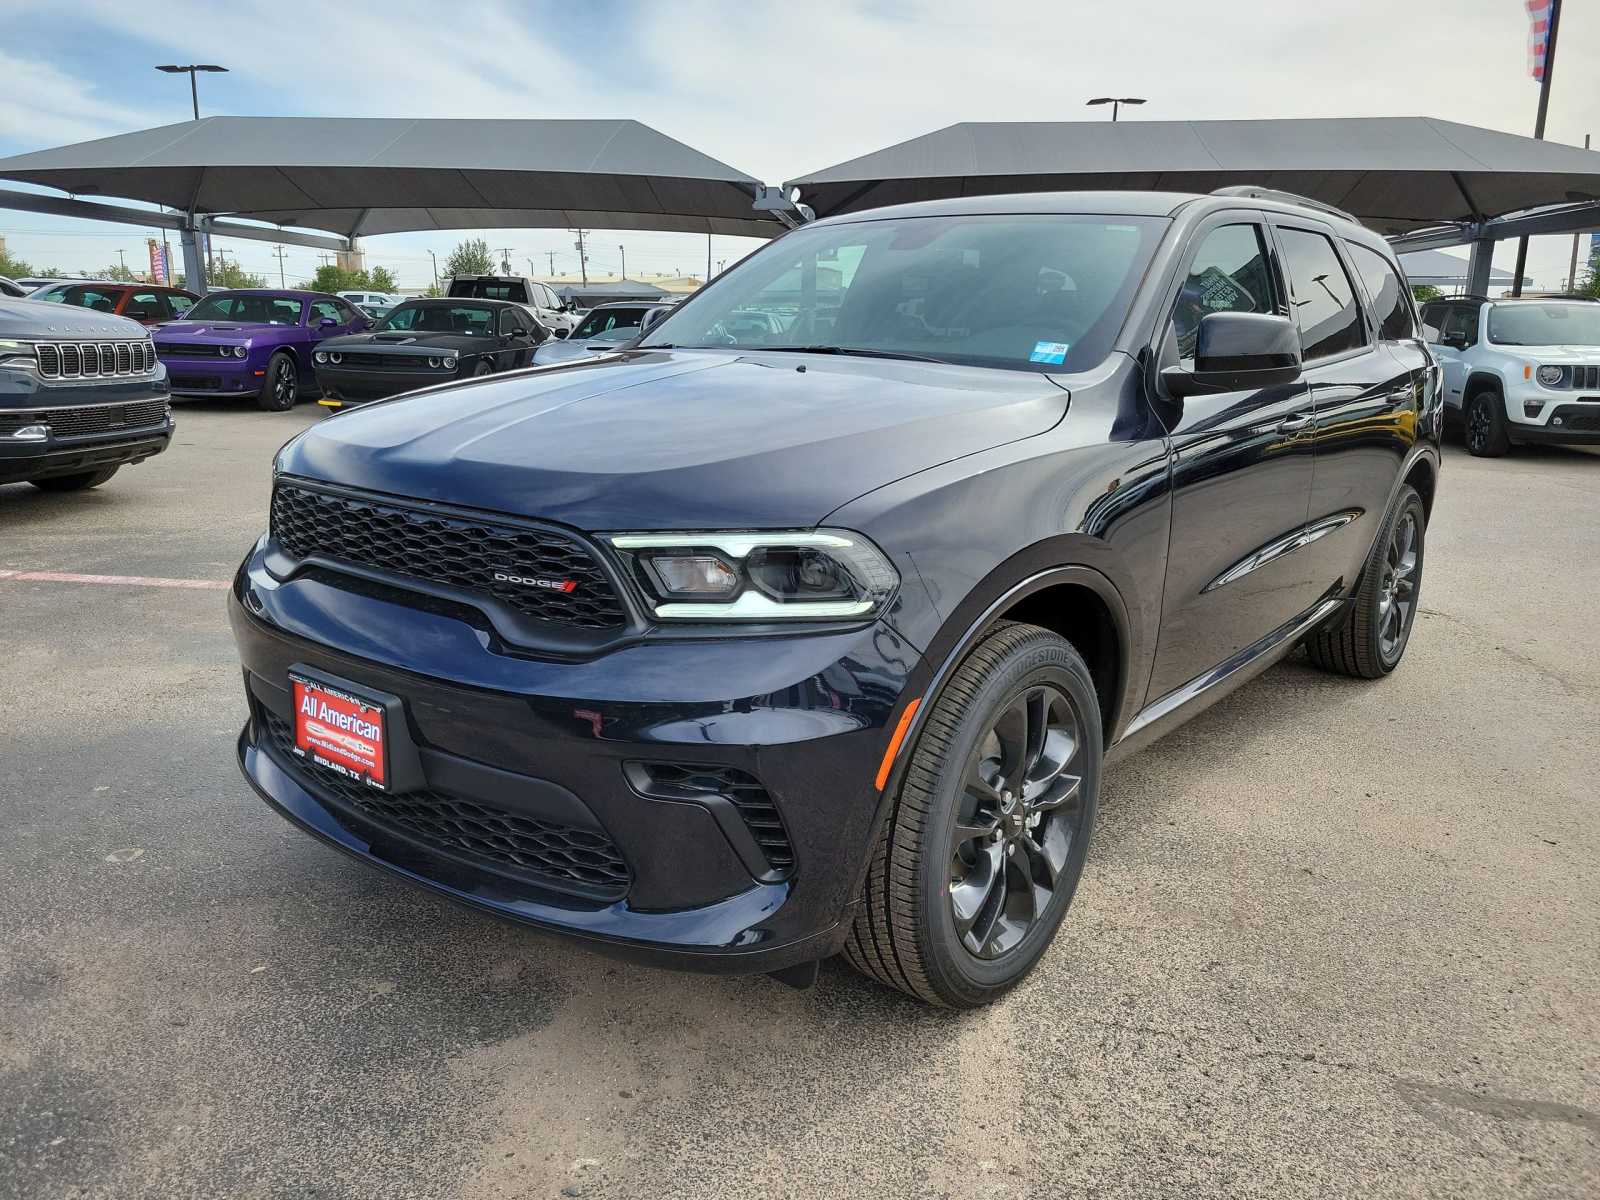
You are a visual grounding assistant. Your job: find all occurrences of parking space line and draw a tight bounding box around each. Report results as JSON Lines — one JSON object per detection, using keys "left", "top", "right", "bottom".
{"left": 0, "top": 570, "right": 229, "bottom": 590}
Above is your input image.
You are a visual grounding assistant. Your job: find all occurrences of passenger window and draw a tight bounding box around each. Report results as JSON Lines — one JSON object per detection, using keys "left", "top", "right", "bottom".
{"left": 498, "top": 308, "right": 518, "bottom": 336}
{"left": 168, "top": 293, "right": 195, "bottom": 316}
{"left": 1419, "top": 302, "right": 1444, "bottom": 343}
{"left": 126, "top": 291, "right": 165, "bottom": 319}
{"left": 1439, "top": 306, "right": 1478, "bottom": 347}
{"left": 1171, "top": 224, "right": 1276, "bottom": 365}
{"left": 310, "top": 300, "right": 341, "bottom": 324}
{"left": 1277, "top": 228, "right": 1368, "bottom": 361}
{"left": 1348, "top": 243, "right": 1416, "bottom": 341}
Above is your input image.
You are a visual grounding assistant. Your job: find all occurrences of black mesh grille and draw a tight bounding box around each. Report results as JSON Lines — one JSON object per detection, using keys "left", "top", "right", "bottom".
{"left": 270, "top": 483, "right": 627, "bottom": 629}
{"left": 170, "top": 374, "right": 223, "bottom": 391}
{"left": 339, "top": 352, "right": 436, "bottom": 370}
{"left": 157, "top": 342, "right": 230, "bottom": 358}
{"left": 0, "top": 399, "right": 169, "bottom": 437}
{"left": 634, "top": 762, "right": 795, "bottom": 877}
{"left": 1571, "top": 365, "right": 1598, "bottom": 391}
{"left": 1550, "top": 404, "right": 1600, "bottom": 432}
{"left": 261, "top": 710, "right": 629, "bottom": 896}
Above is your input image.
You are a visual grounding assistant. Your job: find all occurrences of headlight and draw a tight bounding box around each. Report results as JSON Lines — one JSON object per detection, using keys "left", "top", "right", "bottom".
{"left": 0, "top": 339, "right": 32, "bottom": 367}
{"left": 1536, "top": 364, "right": 1565, "bottom": 388}
{"left": 426, "top": 356, "right": 439, "bottom": 368}
{"left": 605, "top": 530, "right": 898, "bottom": 620}
{"left": 442, "top": 355, "right": 458, "bottom": 369}
{"left": 329, "top": 352, "right": 342, "bottom": 365}
{"left": 314, "top": 351, "right": 328, "bottom": 364}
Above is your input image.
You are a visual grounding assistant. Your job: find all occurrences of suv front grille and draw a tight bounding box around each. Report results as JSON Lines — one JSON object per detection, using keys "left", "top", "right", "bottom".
{"left": 260, "top": 710, "right": 630, "bottom": 897}
{"left": 34, "top": 340, "right": 156, "bottom": 379}
{"left": 1568, "top": 365, "right": 1599, "bottom": 391}
{"left": 0, "top": 399, "right": 169, "bottom": 437}
{"left": 269, "top": 483, "right": 628, "bottom": 629}
{"left": 631, "top": 762, "right": 795, "bottom": 878}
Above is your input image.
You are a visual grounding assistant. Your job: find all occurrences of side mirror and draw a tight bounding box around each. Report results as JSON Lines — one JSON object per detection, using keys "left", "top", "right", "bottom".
{"left": 1161, "top": 312, "right": 1302, "bottom": 398}
{"left": 552, "top": 327, "right": 569, "bottom": 339}
{"left": 639, "top": 307, "right": 670, "bottom": 336}
{"left": 1442, "top": 335, "right": 1469, "bottom": 351}
{"left": 318, "top": 316, "right": 337, "bottom": 329}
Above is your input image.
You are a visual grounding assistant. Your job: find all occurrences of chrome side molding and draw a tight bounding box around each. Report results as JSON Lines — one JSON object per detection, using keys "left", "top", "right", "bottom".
{"left": 1203, "top": 510, "right": 1362, "bottom": 594}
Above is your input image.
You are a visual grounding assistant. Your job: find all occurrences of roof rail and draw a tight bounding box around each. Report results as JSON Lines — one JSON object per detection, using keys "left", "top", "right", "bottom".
{"left": 1210, "top": 185, "right": 1358, "bottom": 225}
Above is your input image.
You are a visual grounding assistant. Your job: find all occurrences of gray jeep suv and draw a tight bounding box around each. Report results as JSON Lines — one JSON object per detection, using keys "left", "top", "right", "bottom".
{"left": 0, "top": 298, "right": 173, "bottom": 491}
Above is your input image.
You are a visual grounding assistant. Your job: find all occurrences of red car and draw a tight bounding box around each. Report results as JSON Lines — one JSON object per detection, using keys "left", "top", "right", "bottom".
{"left": 28, "top": 280, "right": 199, "bottom": 326}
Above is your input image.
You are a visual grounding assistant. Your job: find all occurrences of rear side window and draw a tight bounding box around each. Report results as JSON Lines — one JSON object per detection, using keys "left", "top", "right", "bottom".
{"left": 1348, "top": 243, "right": 1416, "bottom": 341}
{"left": 124, "top": 291, "right": 167, "bottom": 320}
{"left": 1439, "top": 306, "right": 1478, "bottom": 347}
{"left": 167, "top": 292, "right": 195, "bottom": 316}
{"left": 1172, "top": 223, "right": 1276, "bottom": 365}
{"left": 1277, "top": 228, "right": 1368, "bottom": 361}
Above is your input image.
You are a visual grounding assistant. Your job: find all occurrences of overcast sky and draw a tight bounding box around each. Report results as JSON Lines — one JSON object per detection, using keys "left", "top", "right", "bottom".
{"left": 0, "top": 0, "right": 1596, "bottom": 290}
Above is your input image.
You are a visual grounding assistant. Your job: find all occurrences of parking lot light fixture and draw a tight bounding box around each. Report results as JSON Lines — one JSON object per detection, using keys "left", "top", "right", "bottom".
{"left": 1086, "top": 96, "right": 1146, "bottom": 122}
{"left": 155, "top": 64, "right": 228, "bottom": 121}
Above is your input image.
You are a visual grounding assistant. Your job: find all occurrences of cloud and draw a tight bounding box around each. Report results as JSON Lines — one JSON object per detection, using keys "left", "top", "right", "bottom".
{"left": 0, "top": 48, "right": 167, "bottom": 145}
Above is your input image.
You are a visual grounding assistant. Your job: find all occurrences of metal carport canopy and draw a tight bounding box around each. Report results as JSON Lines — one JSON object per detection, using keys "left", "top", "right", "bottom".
{"left": 0, "top": 116, "right": 784, "bottom": 239}
{"left": 785, "top": 117, "right": 1600, "bottom": 235}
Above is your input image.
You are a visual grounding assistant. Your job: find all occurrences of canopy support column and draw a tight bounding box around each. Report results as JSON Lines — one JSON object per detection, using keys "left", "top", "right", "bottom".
{"left": 179, "top": 221, "right": 208, "bottom": 294}
{"left": 1465, "top": 237, "right": 1495, "bottom": 298}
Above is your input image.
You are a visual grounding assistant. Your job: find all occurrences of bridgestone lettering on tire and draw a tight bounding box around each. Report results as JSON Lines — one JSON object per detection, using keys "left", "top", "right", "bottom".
{"left": 843, "top": 622, "right": 1101, "bottom": 1007}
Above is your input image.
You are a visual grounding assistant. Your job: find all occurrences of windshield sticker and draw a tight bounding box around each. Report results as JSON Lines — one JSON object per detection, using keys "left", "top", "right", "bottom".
{"left": 1029, "top": 341, "right": 1070, "bottom": 365}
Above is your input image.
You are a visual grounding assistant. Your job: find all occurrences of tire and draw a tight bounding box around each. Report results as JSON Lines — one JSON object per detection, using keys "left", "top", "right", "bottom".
{"left": 843, "top": 622, "right": 1102, "bottom": 1008}
{"left": 1306, "top": 484, "right": 1426, "bottom": 679}
{"left": 471, "top": 360, "right": 493, "bottom": 378}
{"left": 29, "top": 466, "right": 118, "bottom": 492}
{"left": 257, "top": 351, "right": 298, "bottom": 412}
{"left": 1464, "top": 388, "right": 1510, "bottom": 457}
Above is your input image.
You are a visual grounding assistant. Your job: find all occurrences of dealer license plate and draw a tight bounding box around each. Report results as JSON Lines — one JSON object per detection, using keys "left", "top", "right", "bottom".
{"left": 290, "top": 672, "right": 388, "bottom": 791}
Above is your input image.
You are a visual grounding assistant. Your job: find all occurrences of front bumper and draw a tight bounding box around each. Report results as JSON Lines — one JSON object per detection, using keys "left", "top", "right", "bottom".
{"left": 314, "top": 365, "right": 453, "bottom": 406}
{"left": 228, "top": 543, "right": 920, "bottom": 975}
{"left": 161, "top": 355, "right": 267, "bottom": 398}
{"left": 0, "top": 419, "right": 173, "bottom": 483}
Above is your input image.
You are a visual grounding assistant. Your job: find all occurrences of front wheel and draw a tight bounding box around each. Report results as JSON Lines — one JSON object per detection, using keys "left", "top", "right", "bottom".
{"left": 257, "top": 351, "right": 298, "bottom": 412}
{"left": 843, "top": 622, "right": 1101, "bottom": 1007}
{"left": 1465, "top": 389, "right": 1510, "bottom": 457}
{"left": 29, "top": 466, "right": 118, "bottom": 492}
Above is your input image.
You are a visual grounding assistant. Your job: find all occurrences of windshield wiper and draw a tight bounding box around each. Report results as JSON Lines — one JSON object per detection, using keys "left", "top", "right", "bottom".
{"left": 774, "top": 345, "right": 949, "bottom": 364}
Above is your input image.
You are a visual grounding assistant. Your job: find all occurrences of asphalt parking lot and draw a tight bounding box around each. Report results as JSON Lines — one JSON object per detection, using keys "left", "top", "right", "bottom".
{"left": 2, "top": 401, "right": 1597, "bottom": 1200}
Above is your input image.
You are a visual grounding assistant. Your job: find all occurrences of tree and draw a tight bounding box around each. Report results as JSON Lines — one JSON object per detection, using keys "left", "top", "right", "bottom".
{"left": 1411, "top": 284, "right": 1442, "bottom": 303}
{"left": 443, "top": 237, "right": 493, "bottom": 281}
{"left": 211, "top": 260, "right": 267, "bottom": 289}
{"left": 1577, "top": 249, "right": 1600, "bottom": 300}
{"left": 368, "top": 265, "right": 398, "bottom": 292}
{"left": 0, "top": 248, "right": 32, "bottom": 278}
{"left": 99, "top": 262, "right": 139, "bottom": 282}
{"left": 304, "top": 263, "right": 370, "bottom": 294}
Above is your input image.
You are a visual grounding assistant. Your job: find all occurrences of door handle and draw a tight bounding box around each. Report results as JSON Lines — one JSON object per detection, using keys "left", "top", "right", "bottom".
{"left": 1276, "top": 414, "right": 1315, "bottom": 435}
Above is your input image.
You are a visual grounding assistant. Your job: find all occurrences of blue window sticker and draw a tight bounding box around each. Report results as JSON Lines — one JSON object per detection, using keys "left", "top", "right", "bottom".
{"left": 1029, "top": 341, "right": 1070, "bottom": 365}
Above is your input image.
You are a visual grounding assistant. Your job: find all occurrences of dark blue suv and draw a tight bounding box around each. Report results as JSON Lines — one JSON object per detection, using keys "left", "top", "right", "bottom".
{"left": 230, "top": 189, "right": 1442, "bottom": 1006}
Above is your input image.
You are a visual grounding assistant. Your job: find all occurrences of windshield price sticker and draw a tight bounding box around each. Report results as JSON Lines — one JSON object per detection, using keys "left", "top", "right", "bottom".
{"left": 1029, "top": 341, "right": 1070, "bottom": 365}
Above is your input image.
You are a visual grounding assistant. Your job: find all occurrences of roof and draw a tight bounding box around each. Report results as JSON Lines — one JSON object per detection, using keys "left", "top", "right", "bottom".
{"left": 787, "top": 117, "right": 1600, "bottom": 234}
{"left": 1397, "top": 248, "right": 1523, "bottom": 287}
{"left": 0, "top": 116, "right": 781, "bottom": 239}
{"left": 555, "top": 280, "right": 671, "bottom": 300}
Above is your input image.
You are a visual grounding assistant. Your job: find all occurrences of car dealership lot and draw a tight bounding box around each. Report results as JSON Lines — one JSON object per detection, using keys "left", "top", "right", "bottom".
{"left": 2, "top": 404, "right": 1597, "bottom": 1200}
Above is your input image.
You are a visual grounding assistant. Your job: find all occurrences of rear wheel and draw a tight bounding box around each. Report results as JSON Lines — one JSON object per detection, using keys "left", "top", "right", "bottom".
{"left": 258, "top": 351, "right": 298, "bottom": 412}
{"left": 843, "top": 622, "right": 1101, "bottom": 1008}
{"left": 1465, "top": 388, "right": 1510, "bottom": 457}
{"left": 1306, "top": 484, "right": 1425, "bottom": 679}
{"left": 29, "top": 466, "right": 118, "bottom": 493}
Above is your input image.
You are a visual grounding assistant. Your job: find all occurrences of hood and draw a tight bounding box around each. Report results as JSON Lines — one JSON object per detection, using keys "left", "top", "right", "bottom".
{"left": 1516, "top": 344, "right": 1600, "bottom": 361}
{"left": 279, "top": 349, "right": 1069, "bottom": 529}
{"left": 320, "top": 330, "right": 486, "bottom": 354}
{"left": 155, "top": 320, "right": 290, "bottom": 341}
{"left": 0, "top": 298, "right": 146, "bottom": 340}
{"left": 532, "top": 339, "right": 604, "bottom": 365}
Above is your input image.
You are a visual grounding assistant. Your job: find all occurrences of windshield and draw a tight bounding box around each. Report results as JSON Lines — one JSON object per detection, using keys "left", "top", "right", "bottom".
{"left": 572, "top": 307, "right": 648, "bottom": 340}
{"left": 1487, "top": 302, "right": 1600, "bottom": 346}
{"left": 186, "top": 294, "right": 304, "bottom": 325}
{"left": 379, "top": 303, "right": 495, "bottom": 335}
{"left": 640, "top": 213, "right": 1167, "bottom": 372}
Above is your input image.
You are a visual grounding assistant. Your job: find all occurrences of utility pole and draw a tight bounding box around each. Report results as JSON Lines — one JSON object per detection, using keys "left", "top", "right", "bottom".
{"left": 116, "top": 249, "right": 127, "bottom": 276}
{"left": 495, "top": 246, "right": 514, "bottom": 274}
{"left": 428, "top": 250, "right": 439, "bottom": 292}
{"left": 1569, "top": 132, "right": 1591, "bottom": 292}
{"left": 271, "top": 244, "right": 288, "bottom": 288}
{"left": 571, "top": 229, "right": 590, "bottom": 285}
{"left": 618, "top": 245, "right": 626, "bottom": 281}
{"left": 1513, "top": 0, "right": 1562, "bottom": 297}
{"left": 706, "top": 233, "right": 712, "bottom": 282}
{"left": 546, "top": 250, "right": 557, "bottom": 276}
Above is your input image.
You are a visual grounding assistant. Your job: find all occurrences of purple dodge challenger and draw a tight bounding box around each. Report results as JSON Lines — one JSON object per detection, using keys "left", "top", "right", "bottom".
{"left": 153, "top": 290, "right": 370, "bottom": 411}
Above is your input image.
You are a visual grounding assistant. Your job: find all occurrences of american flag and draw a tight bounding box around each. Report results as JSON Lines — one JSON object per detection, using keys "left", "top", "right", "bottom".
{"left": 1527, "top": 0, "right": 1553, "bottom": 81}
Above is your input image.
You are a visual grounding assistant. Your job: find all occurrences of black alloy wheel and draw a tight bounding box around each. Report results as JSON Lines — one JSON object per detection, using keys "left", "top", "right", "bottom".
{"left": 258, "top": 351, "right": 298, "bottom": 412}
{"left": 844, "top": 622, "right": 1101, "bottom": 1007}
{"left": 1465, "top": 390, "right": 1509, "bottom": 457}
{"left": 1306, "top": 483, "right": 1427, "bottom": 678}
{"left": 949, "top": 685, "right": 1085, "bottom": 960}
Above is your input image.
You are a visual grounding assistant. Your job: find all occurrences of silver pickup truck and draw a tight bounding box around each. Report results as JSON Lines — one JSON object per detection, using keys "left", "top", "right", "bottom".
{"left": 0, "top": 298, "right": 173, "bottom": 491}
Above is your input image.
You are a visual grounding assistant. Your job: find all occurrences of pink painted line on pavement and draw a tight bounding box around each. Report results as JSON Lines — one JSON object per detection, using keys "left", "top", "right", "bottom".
{"left": 0, "top": 570, "right": 229, "bottom": 590}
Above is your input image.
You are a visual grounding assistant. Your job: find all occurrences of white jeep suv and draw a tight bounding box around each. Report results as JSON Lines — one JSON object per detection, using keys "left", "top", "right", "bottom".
{"left": 1421, "top": 297, "right": 1600, "bottom": 456}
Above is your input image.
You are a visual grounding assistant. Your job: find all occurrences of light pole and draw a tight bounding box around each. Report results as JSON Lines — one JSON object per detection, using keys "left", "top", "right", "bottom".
{"left": 1086, "top": 96, "right": 1145, "bottom": 122}
{"left": 155, "top": 64, "right": 228, "bottom": 120}
{"left": 618, "top": 245, "right": 626, "bottom": 281}
{"left": 428, "top": 250, "right": 439, "bottom": 292}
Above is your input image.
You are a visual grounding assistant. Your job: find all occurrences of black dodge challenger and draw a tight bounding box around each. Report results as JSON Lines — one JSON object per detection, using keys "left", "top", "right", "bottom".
{"left": 312, "top": 298, "right": 548, "bottom": 409}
